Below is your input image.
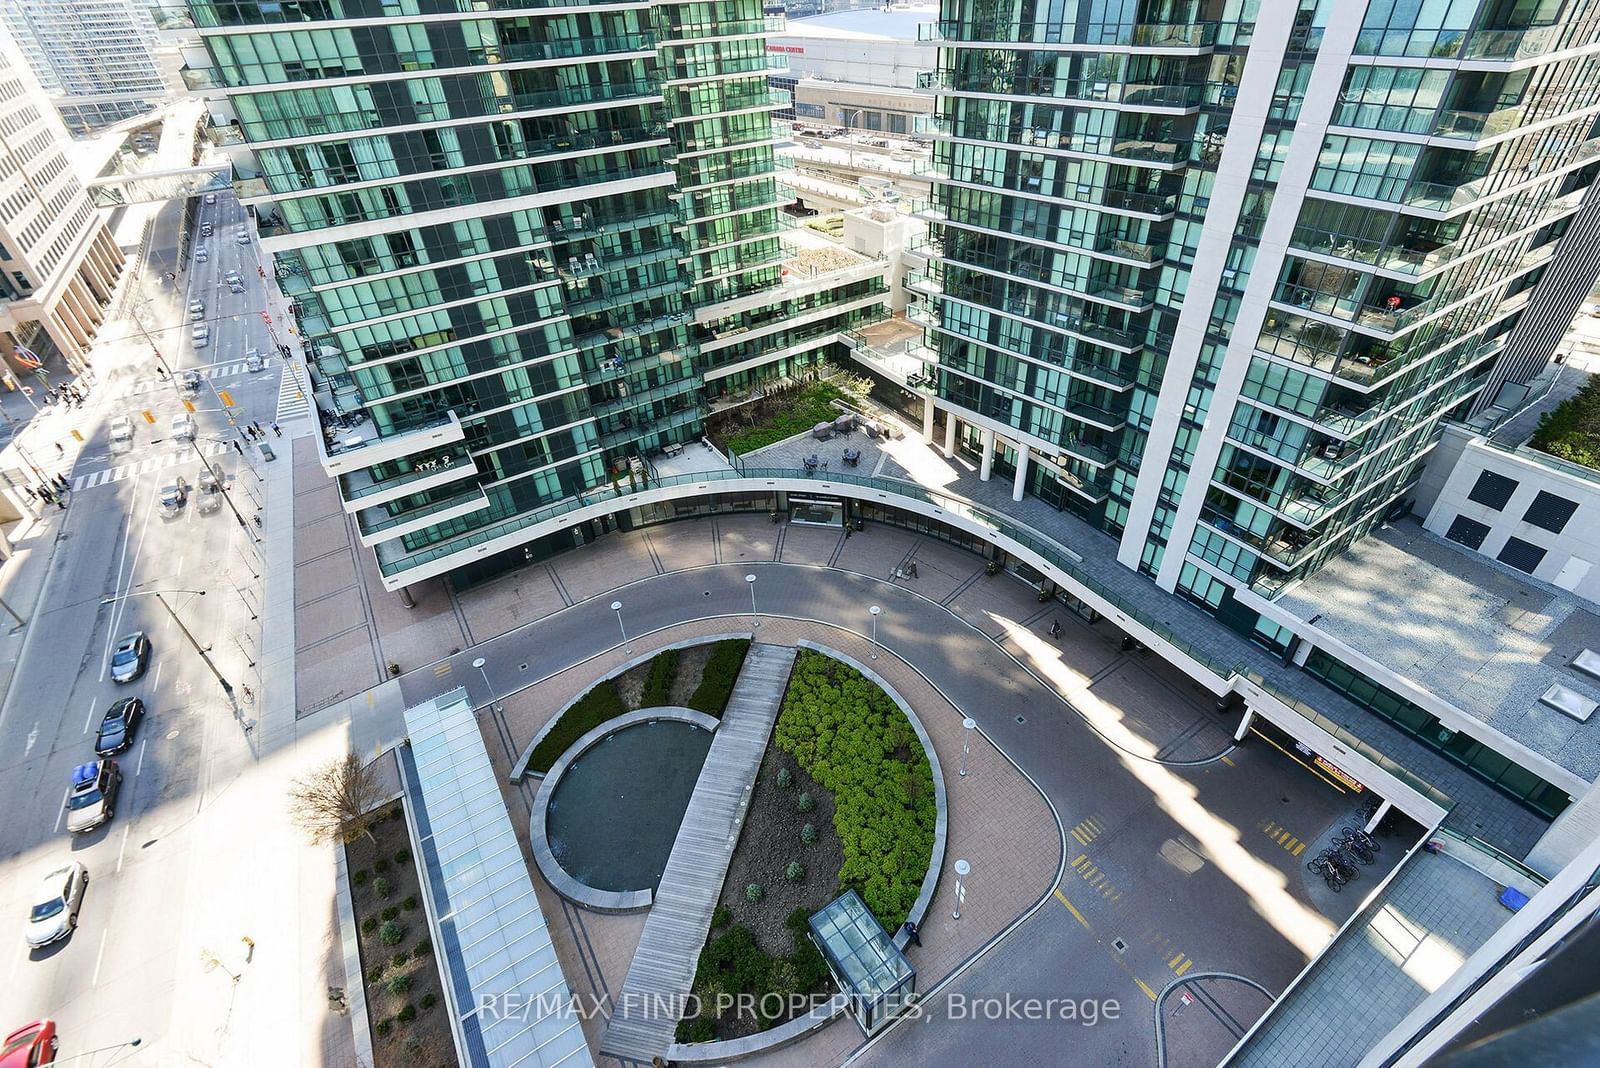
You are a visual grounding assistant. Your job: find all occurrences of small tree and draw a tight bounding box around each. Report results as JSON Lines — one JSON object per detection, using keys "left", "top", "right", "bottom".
{"left": 800, "top": 822, "right": 817, "bottom": 845}
{"left": 746, "top": 883, "right": 765, "bottom": 902}
{"left": 380, "top": 921, "right": 404, "bottom": 945}
{"left": 796, "top": 792, "right": 816, "bottom": 813}
{"left": 775, "top": 766, "right": 792, "bottom": 788}
{"left": 287, "top": 753, "right": 384, "bottom": 845}
{"left": 786, "top": 861, "right": 805, "bottom": 882}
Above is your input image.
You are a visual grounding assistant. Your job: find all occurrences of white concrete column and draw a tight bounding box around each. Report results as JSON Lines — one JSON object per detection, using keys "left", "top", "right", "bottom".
{"left": 1232, "top": 706, "right": 1256, "bottom": 742}
{"left": 978, "top": 427, "right": 995, "bottom": 481}
{"left": 1364, "top": 799, "right": 1392, "bottom": 835}
{"left": 921, "top": 394, "right": 935, "bottom": 443}
{"left": 943, "top": 411, "right": 956, "bottom": 455}
{"left": 1012, "top": 443, "right": 1030, "bottom": 502}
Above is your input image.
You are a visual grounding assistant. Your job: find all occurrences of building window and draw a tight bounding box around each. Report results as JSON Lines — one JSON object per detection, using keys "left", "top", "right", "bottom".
{"left": 1522, "top": 491, "right": 1579, "bottom": 534}
{"left": 1467, "top": 470, "right": 1518, "bottom": 510}
{"left": 862, "top": 111, "right": 882, "bottom": 131}
{"left": 888, "top": 113, "right": 907, "bottom": 134}
{"left": 1496, "top": 537, "right": 1547, "bottom": 575}
{"left": 1445, "top": 514, "right": 1491, "bottom": 550}
{"left": 794, "top": 102, "right": 824, "bottom": 119}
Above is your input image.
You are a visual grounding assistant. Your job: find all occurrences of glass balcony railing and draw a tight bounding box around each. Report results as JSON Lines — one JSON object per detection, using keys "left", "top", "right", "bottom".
{"left": 180, "top": 65, "right": 224, "bottom": 92}
{"left": 1434, "top": 104, "right": 1526, "bottom": 141}
{"left": 592, "top": 378, "right": 701, "bottom": 418}
{"left": 1463, "top": 23, "right": 1568, "bottom": 61}
{"left": 357, "top": 485, "right": 490, "bottom": 539}
{"left": 920, "top": 20, "right": 1219, "bottom": 48}
{"left": 339, "top": 446, "right": 476, "bottom": 503}
{"left": 205, "top": 123, "right": 247, "bottom": 147}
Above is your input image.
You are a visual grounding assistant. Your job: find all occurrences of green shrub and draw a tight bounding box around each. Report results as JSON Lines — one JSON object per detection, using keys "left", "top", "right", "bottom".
{"left": 366, "top": 964, "right": 384, "bottom": 984}
{"left": 775, "top": 765, "right": 792, "bottom": 788}
{"left": 381, "top": 906, "right": 399, "bottom": 922}
{"left": 413, "top": 939, "right": 432, "bottom": 957}
{"left": 391, "top": 952, "right": 408, "bottom": 968}
{"left": 397, "top": 1004, "right": 417, "bottom": 1023}
{"left": 676, "top": 1016, "right": 717, "bottom": 1043}
{"left": 724, "top": 380, "right": 846, "bottom": 454}
{"left": 402, "top": 1036, "right": 423, "bottom": 1056}
{"left": 785, "top": 907, "right": 811, "bottom": 935}
{"left": 796, "top": 792, "right": 815, "bottom": 813}
{"left": 403, "top": 895, "right": 418, "bottom": 911}
{"left": 421, "top": 993, "right": 437, "bottom": 1011}
{"left": 353, "top": 869, "right": 369, "bottom": 885}
{"left": 790, "top": 935, "right": 830, "bottom": 991}
{"left": 801, "top": 822, "right": 817, "bottom": 844}
{"left": 361, "top": 917, "right": 377, "bottom": 935}
{"left": 774, "top": 650, "right": 937, "bottom": 930}
{"left": 1532, "top": 376, "right": 1600, "bottom": 469}
{"left": 785, "top": 861, "right": 805, "bottom": 882}
{"left": 697, "top": 924, "right": 771, "bottom": 994}
{"left": 687, "top": 640, "right": 751, "bottom": 718}
{"left": 640, "top": 648, "right": 679, "bottom": 708}
{"left": 373, "top": 876, "right": 392, "bottom": 899}
{"left": 373, "top": 859, "right": 390, "bottom": 874}
{"left": 711, "top": 905, "right": 731, "bottom": 929}
{"left": 394, "top": 849, "right": 410, "bottom": 865}
{"left": 374, "top": 1020, "right": 392, "bottom": 1038}
{"left": 380, "top": 921, "right": 404, "bottom": 945}
{"left": 745, "top": 883, "right": 764, "bottom": 902}
{"left": 387, "top": 974, "right": 413, "bottom": 996}
{"left": 528, "top": 681, "right": 627, "bottom": 773}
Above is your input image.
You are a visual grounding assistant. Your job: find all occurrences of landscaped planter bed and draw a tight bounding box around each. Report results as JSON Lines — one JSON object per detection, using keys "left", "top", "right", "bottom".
{"left": 344, "top": 802, "right": 453, "bottom": 1067}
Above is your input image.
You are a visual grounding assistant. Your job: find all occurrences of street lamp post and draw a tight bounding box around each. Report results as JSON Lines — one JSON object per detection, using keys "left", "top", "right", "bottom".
{"left": 868, "top": 604, "right": 881, "bottom": 659}
{"left": 959, "top": 717, "right": 976, "bottom": 776}
{"left": 611, "top": 600, "right": 630, "bottom": 651}
{"left": 101, "top": 589, "right": 233, "bottom": 699}
{"left": 952, "top": 858, "right": 970, "bottom": 920}
{"left": 56, "top": 1038, "right": 142, "bottom": 1064}
{"left": 472, "top": 656, "right": 496, "bottom": 712}
{"left": 745, "top": 573, "right": 758, "bottom": 628}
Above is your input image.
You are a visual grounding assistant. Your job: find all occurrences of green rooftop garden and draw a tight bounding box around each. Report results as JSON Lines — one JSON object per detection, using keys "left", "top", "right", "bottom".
{"left": 1530, "top": 375, "right": 1600, "bottom": 470}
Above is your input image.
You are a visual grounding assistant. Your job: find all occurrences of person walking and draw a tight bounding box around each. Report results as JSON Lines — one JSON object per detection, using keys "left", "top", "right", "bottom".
{"left": 232, "top": 440, "right": 244, "bottom": 456}
{"left": 1049, "top": 619, "right": 1061, "bottom": 639}
{"left": 251, "top": 421, "right": 263, "bottom": 437}
{"left": 271, "top": 422, "right": 281, "bottom": 437}
{"left": 54, "top": 474, "right": 68, "bottom": 493}
{"left": 54, "top": 442, "right": 63, "bottom": 457}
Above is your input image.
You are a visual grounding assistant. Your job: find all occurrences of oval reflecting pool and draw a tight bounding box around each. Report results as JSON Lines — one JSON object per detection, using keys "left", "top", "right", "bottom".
{"left": 546, "top": 719, "right": 713, "bottom": 893}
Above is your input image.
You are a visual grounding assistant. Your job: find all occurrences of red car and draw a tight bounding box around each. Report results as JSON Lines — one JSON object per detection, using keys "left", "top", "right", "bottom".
{"left": 0, "top": 1022, "right": 55, "bottom": 1068}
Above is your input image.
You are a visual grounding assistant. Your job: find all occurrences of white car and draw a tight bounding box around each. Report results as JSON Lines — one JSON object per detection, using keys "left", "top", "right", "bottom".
{"left": 192, "top": 325, "right": 210, "bottom": 348}
{"left": 109, "top": 414, "right": 133, "bottom": 445}
{"left": 204, "top": 193, "right": 216, "bottom": 204}
{"left": 235, "top": 229, "right": 250, "bottom": 244}
{"left": 171, "top": 413, "right": 196, "bottom": 441}
{"left": 26, "top": 862, "right": 87, "bottom": 947}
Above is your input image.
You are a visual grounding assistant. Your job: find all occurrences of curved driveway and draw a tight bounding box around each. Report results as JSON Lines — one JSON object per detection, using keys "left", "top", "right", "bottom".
{"left": 398, "top": 559, "right": 1366, "bottom": 1066}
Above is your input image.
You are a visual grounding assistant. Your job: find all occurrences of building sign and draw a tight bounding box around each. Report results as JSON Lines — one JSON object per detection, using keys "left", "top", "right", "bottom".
{"left": 1314, "top": 754, "right": 1366, "bottom": 793}
{"left": 768, "top": 45, "right": 805, "bottom": 54}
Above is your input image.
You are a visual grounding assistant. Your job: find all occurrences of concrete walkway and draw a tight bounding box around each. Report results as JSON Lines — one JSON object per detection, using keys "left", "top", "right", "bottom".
{"left": 601, "top": 644, "right": 797, "bottom": 1062}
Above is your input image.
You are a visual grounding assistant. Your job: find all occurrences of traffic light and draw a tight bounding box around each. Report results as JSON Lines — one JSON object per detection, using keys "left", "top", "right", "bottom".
{"left": 219, "top": 390, "right": 235, "bottom": 407}
{"left": 183, "top": 399, "right": 196, "bottom": 413}
{"left": 142, "top": 410, "right": 156, "bottom": 423}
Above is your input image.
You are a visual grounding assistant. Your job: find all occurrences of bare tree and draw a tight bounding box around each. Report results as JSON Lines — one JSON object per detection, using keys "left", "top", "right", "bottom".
{"left": 288, "top": 753, "right": 384, "bottom": 845}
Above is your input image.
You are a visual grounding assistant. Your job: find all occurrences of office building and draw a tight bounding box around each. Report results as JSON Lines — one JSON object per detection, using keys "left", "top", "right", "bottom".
{"left": 0, "top": 0, "right": 169, "bottom": 135}
{"left": 912, "top": 0, "right": 1600, "bottom": 645}
{"left": 187, "top": 0, "right": 887, "bottom": 587}
{"left": 0, "top": 27, "right": 125, "bottom": 375}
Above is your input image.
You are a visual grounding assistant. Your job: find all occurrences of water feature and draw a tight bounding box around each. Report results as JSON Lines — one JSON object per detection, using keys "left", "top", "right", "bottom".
{"left": 546, "top": 719, "right": 714, "bottom": 893}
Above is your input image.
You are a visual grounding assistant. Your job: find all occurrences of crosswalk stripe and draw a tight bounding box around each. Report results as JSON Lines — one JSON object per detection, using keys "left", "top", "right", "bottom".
{"left": 71, "top": 440, "right": 230, "bottom": 492}
{"left": 275, "top": 360, "right": 313, "bottom": 423}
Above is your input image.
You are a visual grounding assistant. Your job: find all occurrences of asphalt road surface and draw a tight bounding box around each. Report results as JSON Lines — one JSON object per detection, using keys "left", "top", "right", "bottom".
{"left": 0, "top": 188, "right": 282, "bottom": 1060}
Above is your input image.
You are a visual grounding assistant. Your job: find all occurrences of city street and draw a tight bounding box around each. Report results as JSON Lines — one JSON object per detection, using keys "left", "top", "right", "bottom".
{"left": 0, "top": 188, "right": 299, "bottom": 1061}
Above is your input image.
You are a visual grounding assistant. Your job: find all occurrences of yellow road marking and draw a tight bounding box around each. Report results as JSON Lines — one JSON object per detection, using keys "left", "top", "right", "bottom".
{"left": 1072, "top": 854, "right": 1087, "bottom": 869}
{"left": 1175, "top": 958, "right": 1193, "bottom": 977}
{"left": 1221, "top": 755, "right": 1235, "bottom": 767}
{"left": 433, "top": 663, "right": 452, "bottom": 677}
{"left": 1135, "top": 978, "right": 1157, "bottom": 1001}
{"left": 1054, "top": 889, "right": 1090, "bottom": 928}
{"left": 1292, "top": 841, "right": 1308, "bottom": 857}
{"left": 1168, "top": 953, "right": 1184, "bottom": 969}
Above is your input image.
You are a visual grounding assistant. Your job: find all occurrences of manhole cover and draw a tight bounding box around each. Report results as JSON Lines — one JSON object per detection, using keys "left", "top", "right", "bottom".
{"left": 1112, "top": 938, "right": 1127, "bottom": 954}
{"left": 1015, "top": 715, "right": 1026, "bottom": 723}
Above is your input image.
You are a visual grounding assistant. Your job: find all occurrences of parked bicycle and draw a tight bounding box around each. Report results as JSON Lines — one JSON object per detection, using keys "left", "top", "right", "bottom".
{"left": 1335, "top": 831, "right": 1375, "bottom": 866}
{"left": 1307, "top": 853, "right": 1346, "bottom": 891}
{"left": 1341, "top": 826, "right": 1382, "bottom": 853}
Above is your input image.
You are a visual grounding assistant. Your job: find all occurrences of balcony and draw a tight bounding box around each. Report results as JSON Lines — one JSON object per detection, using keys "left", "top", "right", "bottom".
{"left": 180, "top": 65, "right": 224, "bottom": 92}
{"left": 1463, "top": 23, "right": 1569, "bottom": 61}
{"left": 919, "top": 20, "right": 1219, "bottom": 49}
{"left": 338, "top": 446, "right": 479, "bottom": 511}
{"left": 598, "top": 405, "right": 702, "bottom": 450}
{"left": 319, "top": 410, "right": 467, "bottom": 477}
{"left": 591, "top": 378, "right": 702, "bottom": 418}
{"left": 1433, "top": 104, "right": 1526, "bottom": 142}
{"left": 205, "top": 123, "right": 246, "bottom": 148}
{"left": 356, "top": 484, "right": 492, "bottom": 546}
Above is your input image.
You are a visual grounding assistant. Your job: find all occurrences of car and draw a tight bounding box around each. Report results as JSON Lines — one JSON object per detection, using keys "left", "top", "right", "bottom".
{"left": 189, "top": 303, "right": 205, "bottom": 322}
{"left": 192, "top": 325, "right": 210, "bottom": 348}
{"left": 204, "top": 192, "right": 216, "bottom": 204}
{"left": 244, "top": 349, "right": 263, "bottom": 372}
{"left": 65, "top": 760, "right": 120, "bottom": 833}
{"left": 224, "top": 270, "right": 242, "bottom": 285}
{"left": 94, "top": 697, "right": 143, "bottom": 755}
{"left": 171, "top": 413, "right": 196, "bottom": 441}
{"left": 109, "top": 414, "right": 133, "bottom": 446}
{"left": 180, "top": 369, "right": 203, "bottom": 393}
{"left": 0, "top": 1021, "right": 56, "bottom": 1068}
{"left": 235, "top": 229, "right": 250, "bottom": 245}
{"left": 159, "top": 477, "right": 189, "bottom": 518}
{"left": 108, "top": 631, "right": 149, "bottom": 684}
{"left": 194, "top": 246, "right": 208, "bottom": 263}
{"left": 25, "top": 864, "right": 87, "bottom": 948}
{"left": 228, "top": 280, "right": 246, "bottom": 294}
{"left": 196, "top": 470, "right": 221, "bottom": 514}
{"left": 200, "top": 222, "right": 213, "bottom": 237}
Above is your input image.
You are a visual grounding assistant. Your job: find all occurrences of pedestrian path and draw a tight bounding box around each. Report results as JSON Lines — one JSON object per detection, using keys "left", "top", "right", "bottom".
{"left": 274, "top": 359, "right": 312, "bottom": 423}
{"left": 106, "top": 360, "right": 272, "bottom": 401}
{"left": 600, "top": 643, "right": 798, "bottom": 1063}
{"left": 71, "top": 439, "right": 230, "bottom": 491}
